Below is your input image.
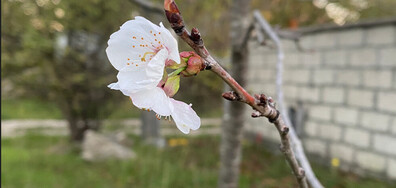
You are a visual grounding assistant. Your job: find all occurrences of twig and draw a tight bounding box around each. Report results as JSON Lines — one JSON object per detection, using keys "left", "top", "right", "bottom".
{"left": 254, "top": 10, "right": 324, "bottom": 188}
{"left": 164, "top": 1, "right": 308, "bottom": 187}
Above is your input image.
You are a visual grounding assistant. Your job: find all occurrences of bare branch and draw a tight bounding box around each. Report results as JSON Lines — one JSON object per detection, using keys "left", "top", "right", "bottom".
{"left": 164, "top": 1, "right": 309, "bottom": 187}
{"left": 254, "top": 10, "right": 324, "bottom": 188}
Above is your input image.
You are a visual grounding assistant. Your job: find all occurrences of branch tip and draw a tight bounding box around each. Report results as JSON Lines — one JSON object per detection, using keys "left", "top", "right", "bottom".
{"left": 190, "top": 28, "right": 203, "bottom": 45}
{"left": 164, "top": 0, "right": 177, "bottom": 12}
{"left": 164, "top": 0, "right": 184, "bottom": 34}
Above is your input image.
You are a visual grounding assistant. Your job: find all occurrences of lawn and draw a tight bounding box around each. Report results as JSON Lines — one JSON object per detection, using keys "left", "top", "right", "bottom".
{"left": 2, "top": 134, "right": 394, "bottom": 188}
{"left": 1, "top": 97, "right": 221, "bottom": 120}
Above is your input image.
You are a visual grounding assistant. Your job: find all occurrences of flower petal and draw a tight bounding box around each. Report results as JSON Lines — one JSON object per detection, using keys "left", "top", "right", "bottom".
{"left": 114, "top": 48, "right": 168, "bottom": 95}
{"left": 170, "top": 99, "right": 200, "bottom": 134}
{"left": 159, "top": 22, "right": 180, "bottom": 64}
{"left": 106, "top": 17, "right": 180, "bottom": 71}
{"left": 130, "top": 87, "right": 173, "bottom": 116}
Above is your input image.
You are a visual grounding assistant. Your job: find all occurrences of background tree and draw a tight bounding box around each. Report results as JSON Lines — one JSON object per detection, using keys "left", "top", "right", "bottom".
{"left": 2, "top": 0, "right": 135, "bottom": 142}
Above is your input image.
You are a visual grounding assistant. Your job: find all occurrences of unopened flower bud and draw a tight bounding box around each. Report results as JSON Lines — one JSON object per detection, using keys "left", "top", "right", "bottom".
{"left": 166, "top": 59, "right": 186, "bottom": 69}
{"left": 162, "top": 75, "right": 180, "bottom": 97}
{"left": 179, "top": 51, "right": 204, "bottom": 77}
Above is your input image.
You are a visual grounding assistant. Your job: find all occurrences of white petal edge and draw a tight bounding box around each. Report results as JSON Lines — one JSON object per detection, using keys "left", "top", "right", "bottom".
{"left": 170, "top": 99, "right": 200, "bottom": 134}
{"left": 130, "top": 87, "right": 173, "bottom": 116}
{"left": 106, "top": 16, "right": 178, "bottom": 71}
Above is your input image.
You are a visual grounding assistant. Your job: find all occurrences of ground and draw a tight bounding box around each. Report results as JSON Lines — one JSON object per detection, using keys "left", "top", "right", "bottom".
{"left": 2, "top": 133, "right": 395, "bottom": 188}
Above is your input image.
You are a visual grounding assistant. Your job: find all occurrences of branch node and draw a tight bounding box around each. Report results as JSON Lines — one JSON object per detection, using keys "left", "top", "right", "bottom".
{"left": 280, "top": 125, "right": 289, "bottom": 135}
{"left": 298, "top": 168, "right": 306, "bottom": 179}
{"left": 222, "top": 91, "right": 240, "bottom": 101}
{"left": 268, "top": 110, "right": 280, "bottom": 123}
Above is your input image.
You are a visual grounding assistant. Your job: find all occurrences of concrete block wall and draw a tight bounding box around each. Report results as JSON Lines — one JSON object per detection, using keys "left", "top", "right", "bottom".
{"left": 245, "top": 21, "right": 396, "bottom": 180}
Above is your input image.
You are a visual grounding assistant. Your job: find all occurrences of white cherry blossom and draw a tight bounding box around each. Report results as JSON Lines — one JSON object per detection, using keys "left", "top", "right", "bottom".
{"left": 106, "top": 16, "right": 200, "bottom": 134}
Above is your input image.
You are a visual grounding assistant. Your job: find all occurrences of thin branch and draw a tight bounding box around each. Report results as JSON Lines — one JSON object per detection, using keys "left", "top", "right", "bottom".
{"left": 254, "top": 10, "right": 324, "bottom": 188}
{"left": 130, "top": 0, "right": 163, "bottom": 14}
{"left": 164, "top": 1, "right": 308, "bottom": 187}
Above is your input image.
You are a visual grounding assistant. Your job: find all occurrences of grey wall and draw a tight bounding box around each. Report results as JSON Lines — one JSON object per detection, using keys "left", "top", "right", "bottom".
{"left": 245, "top": 21, "right": 396, "bottom": 180}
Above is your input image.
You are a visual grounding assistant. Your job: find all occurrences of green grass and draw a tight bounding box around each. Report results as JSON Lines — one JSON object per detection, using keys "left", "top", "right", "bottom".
{"left": 1, "top": 98, "right": 63, "bottom": 119}
{"left": 2, "top": 134, "right": 394, "bottom": 188}
{"left": 1, "top": 98, "right": 221, "bottom": 120}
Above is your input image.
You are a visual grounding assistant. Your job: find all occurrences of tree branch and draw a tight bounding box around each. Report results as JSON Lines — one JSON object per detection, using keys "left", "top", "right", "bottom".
{"left": 254, "top": 10, "right": 323, "bottom": 188}
{"left": 164, "top": 1, "right": 308, "bottom": 187}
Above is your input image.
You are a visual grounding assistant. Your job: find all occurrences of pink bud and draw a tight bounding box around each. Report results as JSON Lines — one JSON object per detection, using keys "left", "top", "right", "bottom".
{"left": 180, "top": 51, "right": 204, "bottom": 77}
{"left": 165, "top": 59, "right": 186, "bottom": 69}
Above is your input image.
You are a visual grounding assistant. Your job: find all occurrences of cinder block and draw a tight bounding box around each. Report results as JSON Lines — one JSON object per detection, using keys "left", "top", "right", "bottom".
{"left": 304, "top": 138, "right": 327, "bottom": 156}
{"left": 336, "top": 70, "right": 361, "bottom": 86}
{"left": 347, "top": 89, "right": 374, "bottom": 108}
{"left": 334, "top": 107, "right": 359, "bottom": 126}
{"left": 378, "top": 92, "right": 396, "bottom": 113}
{"left": 259, "top": 69, "right": 275, "bottom": 82}
{"left": 264, "top": 54, "right": 278, "bottom": 68}
{"left": 281, "top": 39, "right": 298, "bottom": 51}
{"left": 284, "top": 53, "right": 301, "bottom": 68}
{"left": 323, "top": 87, "right": 345, "bottom": 104}
{"left": 313, "top": 69, "right": 334, "bottom": 85}
{"left": 304, "top": 121, "right": 318, "bottom": 137}
{"left": 318, "top": 123, "right": 342, "bottom": 141}
{"left": 298, "top": 86, "right": 320, "bottom": 102}
{"left": 249, "top": 54, "right": 263, "bottom": 67}
{"left": 301, "top": 52, "right": 321, "bottom": 67}
{"left": 283, "top": 69, "right": 293, "bottom": 83}
{"left": 300, "top": 35, "right": 313, "bottom": 49}
{"left": 283, "top": 85, "right": 298, "bottom": 100}
{"left": 380, "top": 47, "right": 396, "bottom": 66}
{"left": 330, "top": 143, "right": 354, "bottom": 162}
{"left": 391, "top": 118, "right": 396, "bottom": 135}
{"left": 344, "top": 128, "right": 370, "bottom": 148}
{"left": 366, "top": 26, "right": 396, "bottom": 46}
{"left": 363, "top": 70, "right": 392, "bottom": 89}
{"left": 388, "top": 159, "right": 396, "bottom": 179}
{"left": 309, "top": 105, "right": 332, "bottom": 121}
{"left": 312, "top": 32, "right": 337, "bottom": 48}
{"left": 350, "top": 49, "right": 377, "bottom": 67}
{"left": 356, "top": 151, "right": 386, "bottom": 172}
{"left": 361, "top": 112, "right": 390, "bottom": 131}
{"left": 292, "top": 69, "right": 311, "bottom": 84}
{"left": 337, "top": 29, "right": 364, "bottom": 46}
{"left": 323, "top": 50, "right": 347, "bottom": 67}
{"left": 373, "top": 134, "right": 396, "bottom": 155}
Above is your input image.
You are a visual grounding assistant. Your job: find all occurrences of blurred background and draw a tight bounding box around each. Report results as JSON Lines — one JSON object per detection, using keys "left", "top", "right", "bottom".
{"left": 2, "top": 0, "right": 396, "bottom": 187}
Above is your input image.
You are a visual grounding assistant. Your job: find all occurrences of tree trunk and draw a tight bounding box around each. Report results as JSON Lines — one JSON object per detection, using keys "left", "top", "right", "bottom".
{"left": 67, "top": 118, "right": 101, "bottom": 143}
{"left": 141, "top": 111, "right": 161, "bottom": 145}
{"left": 218, "top": 0, "right": 251, "bottom": 187}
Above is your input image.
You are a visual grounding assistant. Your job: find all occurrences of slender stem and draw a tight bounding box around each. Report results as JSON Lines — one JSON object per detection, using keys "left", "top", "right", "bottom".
{"left": 168, "top": 67, "right": 185, "bottom": 77}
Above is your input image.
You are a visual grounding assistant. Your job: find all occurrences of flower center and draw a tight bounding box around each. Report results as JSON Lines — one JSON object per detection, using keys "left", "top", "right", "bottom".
{"left": 141, "top": 52, "right": 156, "bottom": 62}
